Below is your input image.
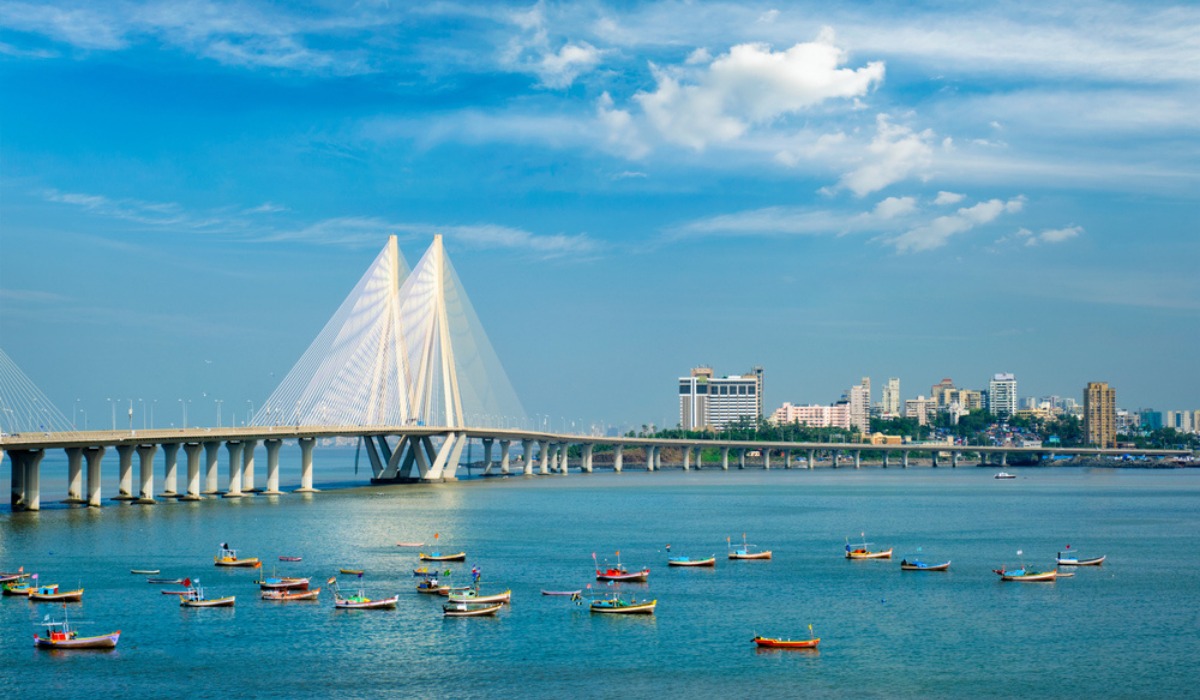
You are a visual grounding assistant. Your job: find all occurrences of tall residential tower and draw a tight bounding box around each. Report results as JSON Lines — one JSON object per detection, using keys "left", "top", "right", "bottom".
{"left": 1084, "top": 382, "right": 1116, "bottom": 448}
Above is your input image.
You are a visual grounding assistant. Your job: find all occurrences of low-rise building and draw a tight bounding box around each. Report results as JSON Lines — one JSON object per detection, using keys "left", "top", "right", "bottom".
{"left": 771, "top": 402, "right": 851, "bottom": 430}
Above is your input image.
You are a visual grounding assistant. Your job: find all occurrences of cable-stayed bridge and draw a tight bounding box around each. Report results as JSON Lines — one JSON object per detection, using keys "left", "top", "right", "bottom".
{"left": 1, "top": 237, "right": 1190, "bottom": 511}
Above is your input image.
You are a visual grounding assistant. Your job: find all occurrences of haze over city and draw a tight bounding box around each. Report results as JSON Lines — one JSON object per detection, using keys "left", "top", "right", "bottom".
{"left": 2, "top": 1, "right": 1197, "bottom": 430}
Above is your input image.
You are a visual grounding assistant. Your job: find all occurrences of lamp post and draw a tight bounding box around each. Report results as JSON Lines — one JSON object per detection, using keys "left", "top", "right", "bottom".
{"left": 178, "top": 398, "right": 189, "bottom": 429}
{"left": 80, "top": 408, "right": 87, "bottom": 430}
{"left": 127, "top": 399, "right": 133, "bottom": 432}
{"left": 246, "top": 400, "right": 254, "bottom": 426}
{"left": 138, "top": 398, "right": 145, "bottom": 430}
{"left": 108, "top": 397, "right": 117, "bottom": 431}
{"left": 151, "top": 399, "right": 157, "bottom": 429}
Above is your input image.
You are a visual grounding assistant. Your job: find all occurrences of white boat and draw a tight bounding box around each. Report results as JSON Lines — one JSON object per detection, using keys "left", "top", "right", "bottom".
{"left": 33, "top": 608, "right": 120, "bottom": 650}
{"left": 994, "top": 472, "right": 1016, "bottom": 479}
{"left": 447, "top": 587, "right": 511, "bottom": 605}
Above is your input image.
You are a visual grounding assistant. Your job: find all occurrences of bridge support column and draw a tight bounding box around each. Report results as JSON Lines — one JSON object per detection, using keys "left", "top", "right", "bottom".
{"left": 560, "top": 443, "right": 569, "bottom": 474}
{"left": 785, "top": 451, "right": 792, "bottom": 469}
{"left": 1001, "top": 451, "right": 1008, "bottom": 467}
{"left": 902, "top": 451, "right": 910, "bottom": 469}
{"left": 136, "top": 444, "right": 158, "bottom": 504}
{"left": 932, "top": 452, "right": 939, "bottom": 468}
{"left": 65, "top": 447, "right": 85, "bottom": 503}
{"left": 295, "top": 437, "right": 318, "bottom": 492}
{"left": 203, "top": 441, "right": 220, "bottom": 494}
{"left": 182, "top": 443, "right": 203, "bottom": 500}
{"left": 161, "top": 442, "right": 180, "bottom": 497}
{"left": 807, "top": 449, "right": 815, "bottom": 469}
{"left": 721, "top": 446, "right": 730, "bottom": 470}
{"left": 582, "top": 444, "right": 594, "bottom": 473}
{"left": 952, "top": 451, "right": 960, "bottom": 468}
{"left": 613, "top": 444, "right": 623, "bottom": 473}
{"left": 6, "top": 449, "right": 18, "bottom": 508}
{"left": 224, "top": 441, "right": 244, "bottom": 498}
{"left": 882, "top": 451, "right": 889, "bottom": 468}
{"left": 763, "top": 449, "right": 771, "bottom": 470}
{"left": 263, "top": 439, "right": 283, "bottom": 495}
{"left": 85, "top": 446, "right": 106, "bottom": 506}
{"left": 854, "top": 450, "right": 861, "bottom": 469}
{"left": 646, "top": 445, "right": 656, "bottom": 472}
{"left": 538, "top": 441, "right": 549, "bottom": 475}
{"left": 521, "top": 440, "right": 534, "bottom": 475}
{"left": 549, "top": 444, "right": 560, "bottom": 473}
{"left": 242, "top": 439, "right": 258, "bottom": 492}
{"left": 738, "top": 448, "right": 746, "bottom": 470}
{"left": 115, "top": 444, "right": 135, "bottom": 500}
{"left": 696, "top": 447, "right": 703, "bottom": 470}
{"left": 12, "top": 450, "right": 44, "bottom": 511}
{"left": 482, "top": 439, "right": 494, "bottom": 474}
{"left": 831, "top": 449, "right": 839, "bottom": 469}
{"left": 499, "top": 440, "right": 511, "bottom": 474}
{"left": 683, "top": 447, "right": 691, "bottom": 471}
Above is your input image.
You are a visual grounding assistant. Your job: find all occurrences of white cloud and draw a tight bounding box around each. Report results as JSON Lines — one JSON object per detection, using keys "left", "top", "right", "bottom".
{"left": 620, "top": 30, "right": 884, "bottom": 151}
{"left": 872, "top": 196, "right": 917, "bottom": 219}
{"left": 534, "top": 41, "right": 602, "bottom": 88}
{"left": 1037, "top": 225, "right": 1083, "bottom": 244}
{"left": 934, "top": 191, "right": 965, "bottom": 205}
{"left": 889, "top": 196, "right": 1024, "bottom": 252}
{"left": 501, "top": 1, "right": 603, "bottom": 88}
{"left": 838, "top": 114, "right": 934, "bottom": 196}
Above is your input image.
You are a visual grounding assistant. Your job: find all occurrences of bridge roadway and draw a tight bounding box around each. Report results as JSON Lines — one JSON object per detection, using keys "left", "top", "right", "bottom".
{"left": 2, "top": 426, "right": 1190, "bottom": 511}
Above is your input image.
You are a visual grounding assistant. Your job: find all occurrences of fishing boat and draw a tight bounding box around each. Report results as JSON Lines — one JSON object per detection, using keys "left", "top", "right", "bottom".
{"left": 587, "top": 592, "right": 657, "bottom": 615}
{"left": 329, "top": 577, "right": 398, "bottom": 609}
{"left": 728, "top": 534, "right": 772, "bottom": 560}
{"left": 130, "top": 569, "right": 160, "bottom": 575}
{"left": 993, "top": 567, "right": 1057, "bottom": 582}
{"left": 1056, "top": 545, "right": 1106, "bottom": 566}
{"left": 3, "top": 581, "right": 32, "bottom": 596}
{"left": 396, "top": 541, "right": 425, "bottom": 547}
{"left": 339, "top": 568, "right": 365, "bottom": 575}
{"left": 179, "top": 580, "right": 236, "bottom": 607}
{"left": 668, "top": 555, "right": 716, "bottom": 567}
{"left": 845, "top": 533, "right": 892, "bottom": 559}
{"left": 448, "top": 587, "right": 512, "bottom": 605}
{"left": 33, "top": 609, "right": 120, "bottom": 650}
{"left": 418, "top": 532, "right": 466, "bottom": 561}
{"left": 443, "top": 601, "right": 503, "bottom": 617}
{"left": 213, "top": 543, "right": 261, "bottom": 568}
{"left": 0, "top": 569, "right": 30, "bottom": 583}
{"left": 541, "top": 589, "right": 582, "bottom": 596}
{"left": 278, "top": 556, "right": 303, "bottom": 562}
{"left": 147, "top": 577, "right": 184, "bottom": 584}
{"left": 752, "top": 635, "right": 820, "bottom": 649}
{"left": 262, "top": 587, "right": 321, "bottom": 601}
{"left": 994, "top": 472, "right": 1016, "bottom": 479}
{"left": 594, "top": 551, "right": 650, "bottom": 582}
{"left": 900, "top": 559, "right": 951, "bottom": 571}
{"left": 416, "top": 578, "right": 448, "bottom": 594}
{"left": 30, "top": 585, "right": 84, "bottom": 603}
{"left": 256, "top": 575, "right": 310, "bottom": 591}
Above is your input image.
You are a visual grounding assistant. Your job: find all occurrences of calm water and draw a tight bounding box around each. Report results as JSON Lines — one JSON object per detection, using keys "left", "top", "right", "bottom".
{"left": 2, "top": 453, "right": 1199, "bottom": 698}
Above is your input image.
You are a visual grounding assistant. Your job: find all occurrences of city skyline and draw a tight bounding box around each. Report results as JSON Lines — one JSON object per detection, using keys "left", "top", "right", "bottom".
{"left": 2, "top": 1, "right": 1198, "bottom": 429}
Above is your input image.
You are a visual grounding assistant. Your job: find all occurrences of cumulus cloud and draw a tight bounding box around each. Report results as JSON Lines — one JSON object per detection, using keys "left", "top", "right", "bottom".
{"left": 934, "top": 191, "right": 965, "bottom": 205}
{"left": 838, "top": 114, "right": 935, "bottom": 196}
{"left": 619, "top": 29, "right": 884, "bottom": 151}
{"left": 502, "top": 2, "right": 603, "bottom": 88}
{"left": 1008, "top": 224, "right": 1084, "bottom": 247}
{"left": 871, "top": 196, "right": 917, "bottom": 220}
{"left": 889, "top": 196, "right": 1025, "bottom": 252}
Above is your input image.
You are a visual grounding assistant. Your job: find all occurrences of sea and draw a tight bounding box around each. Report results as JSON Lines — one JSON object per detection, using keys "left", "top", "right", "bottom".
{"left": 2, "top": 446, "right": 1199, "bottom": 698}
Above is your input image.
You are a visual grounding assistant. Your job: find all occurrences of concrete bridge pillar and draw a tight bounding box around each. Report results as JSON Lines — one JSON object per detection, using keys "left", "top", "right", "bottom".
{"left": 482, "top": 439, "right": 494, "bottom": 474}
{"left": 65, "top": 447, "right": 85, "bottom": 503}
{"left": 161, "top": 442, "right": 180, "bottom": 497}
{"left": 613, "top": 444, "right": 624, "bottom": 473}
{"left": 683, "top": 447, "right": 691, "bottom": 471}
{"left": 807, "top": 449, "right": 815, "bottom": 470}
{"left": 182, "top": 443, "right": 203, "bottom": 500}
{"left": 646, "top": 445, "right": 656, "bottom": 472}
{"left": 1001, "top": 451, "right": 1008, "bottom": 466}
{"left": 932, "top": 452, "right": 939, "bottom": 468}
{"left": 15, "top": 450, "right": 44, "bottom": 511}
{"left": 85, "top": 446, "right": 106, "bottom": 506}
{"left": 902, "top": 450, "right": 910, "bottom": 469}
{"left": 763, "top": 449, "right": 771, "bottom": 470}
{"left": 521, "top": 439, "right": 534, "bottom": 475}
{"left": 582, "top": 444, "right": 594, "bottom": 473}
{"left": 224, "top": 441, "right": 244, "bottom": 498}
{"left": 242, "top": 439, "right": 259, "bottom": 492}
{"left": 136, "top": 444, "right": 158, "bottom": 504}
{"left": 562, "top": 443, "right": 571, "bottom": 473}
{"left": 882, "top": 451, "right": 890, "bottom": 469}
{"left": 738, "top": 448, "right": 746, "bottom": 470}
{"left": 499, "top": 440, "right": 511, "bottom": 474}
{"left": 263, "top": 439, "right": 283, "bottom": 495}
{"left": 785, "top": 451, "right": 792, "bottom": 469}
{"left": 830, "top": 449, "right": 839, "bottom": 469}
{"left": 115, "top": 444, "right": 135, "bottom": 500}
{"left": 721, "top": 446, "right": 730, "bottom": 470}
{"left": 854, "top": 450, "right": 862, "bottom": 469}
{"left": 203, "top": 441, "right": 220, "bottom": 494}
{"left": 538, "top": 441, "right": 550, "bottom": 475}
{"left": 295, "top": 437, "right": 318, "bottom": 492}
{"left": 696, "top": 447, "right": 703, "bottom": 470}
{"left": 3, "top": 448, "right": 14, "bottom": 507}
{"left": 952, "top": 451, "right": 960, "bottom": 468}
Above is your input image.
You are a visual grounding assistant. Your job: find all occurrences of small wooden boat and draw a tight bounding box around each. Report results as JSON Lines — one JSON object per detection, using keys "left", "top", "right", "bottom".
{"left": 130, "top": 569, "right": 160, "bottom": 575}
{"left": 437, "top": 585, "right": 472, "bottom": 597}
{"left": 418, "top": 551, "right": 466, "bottom": 562}
{"left": 448, "top": 588, "right": 511, "bottom": 605}
{"left": 845, "top": 534, "right": 891, "bottom": 559}
{"left": 589, "top": 594, "right": 656, "bottom": 615}
{"left": 339, "top": 568, "right": 365, "bottom": 575}
{"left": 753, "top": 635, "right": 820, "bottom": 649}
{"left": 416, "top": 579, "right": 448, "bottom": 594}
{"left": 994, "top": 567, "right": 1057, "bottom": 582}
{"left": 179, "top": 581, "right": 236, "bottom": 607}
{"left": 262, "top": 587, "right": 321, "bottom": 601}
{"left": 541, "top": 589, "right": 582, "bottom": 596}
{"left": 0, "top": 570, "right": 30, "bottom": 583}
{"left": 668, "top": 555, "right": 716, "bottom": 567}
{"left": 147, "top": 577, "right": 184, "bottom": 585}
{"left": 396, "top": 541, "right": 425, "bottom": 547}
{"left": 278, "top": 556, "right": 303, "bottom": 562}
{"left": 594, "top": 551, "right": 650, "bottom": 581}
{"left": 994, "top": 472, "right": 1016, "bottom": 479}
{"left": 443, "top": 601, "right": 503, "bottom": 617}
{"left": 1056, "top": 547, "right": 1105, "bottom": 566}
{"left": 33, "top": 609, "right": 119, "bottom": 650}
{"left": 160, "top": 589, "right": 190, "bottom": 595}
{"left": 256, "top": 576, "right": 310, "bottom": 591}
{"left": 900, "top": 559, "right": 951, "bottom": 571}
{"left": 3, "top": 581, "right": 32, "bottom": 596}
{"left": 30, "top": 586, "right": 84, "bottom": 603}
{"left": 728, "top": 534, "right": 772, "bottom": 560}
{"left": 213, "top": 544, "right": 260, "bottom": 568}
{"left": 334, "top": 593, "right": 398, "bottom": 609}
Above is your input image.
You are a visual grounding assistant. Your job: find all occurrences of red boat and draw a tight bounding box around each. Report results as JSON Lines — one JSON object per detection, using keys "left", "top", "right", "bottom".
{"left": 593, "top": 551, "right": 649, "bottom": 582}
{"left": 753, "top": 635, "right": 820, "bottom": 649}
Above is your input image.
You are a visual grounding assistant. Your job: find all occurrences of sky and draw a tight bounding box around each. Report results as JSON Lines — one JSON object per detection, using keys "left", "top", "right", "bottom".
{"left": 1, "top": 0, "right": 1197, "bottom": 434}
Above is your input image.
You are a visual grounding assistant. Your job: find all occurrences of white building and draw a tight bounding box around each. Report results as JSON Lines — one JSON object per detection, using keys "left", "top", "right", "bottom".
{"left": 847, "top": 377, "right": 871, "bottom": 431}
{"left": 905, "top": 396, "right": 938, "bottom": 426}
{"left": 679, "top": 366, "right": 760, "bottom": 430}
{"left": 988, "top": 373, "right": 1018, "bottom": 418}
{"left": 771, "top": 402, "right": 851, "bottom": 430}
{"left": 881, "top": 377, "right": 901, "bottom": 417}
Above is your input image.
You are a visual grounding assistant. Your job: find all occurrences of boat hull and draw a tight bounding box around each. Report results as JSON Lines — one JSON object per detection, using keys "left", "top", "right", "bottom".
{"left": 419, "top": 552, "right": 467, "bottom": 562}
{"left": 846, "top": 549, "right": 892, "bottom": 559}
{"left": 257, "top": 577, "right": 310, "bottom": 591}
{"left": 34, "top": 631, "right": 120, "bottom": 649}
{"left": 541, "top": 590, "right": 582, "bottom": 596}
{"left": 901, "top": 561, "right": 951, "bottom": 571}
{"left": 1056, "top": 555, "right": 1105, "bottom": 566}
{"left": 596, "top": 569, "right": 650, "bottom": 582}
{"left": 729, "top": 551, "right": 772, "bottom": 560}
{"left": 334, "top": 596, "right": 398, "bottom": 609}
{"left": 262, "top": 588, "right": 321, "bottom": 601}
{"left": 130, "top": 569, "right": 160, "bottom": 575}
{"left": 214, "top": 557, "right": 261, "bottom": 568}
{"left": 995, "top": 569, "right": 1057, "bottom": 582}
{"left": 443, "top": 602, "right": 503, "bottom": 617}
{"left": 30, "top": 589, "right": 84, "bottom": 603}
{"left": 180, "top": 596, "right": 236, "bottom": 607}
{"left": 753, "top": 636, "right": 820, "bottom": 649}
{"left": 590, "top": 599, "right": 657, "bottom": 615}
{"left": 448, "top": 589, "right": 511, "bottom": 605}
{"left": 668, "top": 557, "right": 716, "bottom": 567}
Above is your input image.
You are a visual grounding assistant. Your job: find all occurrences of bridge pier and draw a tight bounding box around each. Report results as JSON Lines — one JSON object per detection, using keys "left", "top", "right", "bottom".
{"left": 224, "top": 441, "right": 244, "bottom": 498}
{"left": 550, "top": 443, "right": 560, "bottom": 473}
{"left": 560, "top": 443, "right": 569, "bottom": 474}
{"left": 738, "top": 448, "right": 746, "bottom": 470}
{"left": 161, "top": 442, "right": 180, "bottom": 497}
{"left": 242, "top": 439, "right": 258, "bottom": 492}
{"left": 785, "top": 451, "right": 792, "bottom": 469}
{"left": 203, "top": 441, "right": 220, "bottom": 494}
{"left": 807, "top": 449, "right": 815, "bottom": 470}
{"left": 646, "top": 445, "right": 656, "bottom": 472}
{"left": 613, "top": 444, "right": 623, "bottom": 473}
{"left": 115, "top": 444, "right": 135, "bottom": 501}
{"left": 9, "top": 449, "right": 42, "bottom": 510}
{"left": 830, "top": 449, "right": 839, "bottom": 469}
{"left": 263, "top": 439, "right": 283, "bottom": 494}
{"left": 854, "top": 450, "right": 861, "bottom": 469}
{"left": 538, "top": 441, "right": 549, "bottom": 475}
{"left": 182, "top": 443, "right": 203, "bottom": 500}
{"left": 763, "top": 449, "right": 771, "bottom": 470}
{"left": 952, "top": 451, "right": 960, "bottom": 468}
{"left": 136, "top": 444, "right": 158, "bottom": 504}
{"left": 721, "top": 446, "right": 730, "bottom": 470}
{"left": 902, "top": 450, "right": 910, "bottom": 468}
{"left": 65, "top": 447, "right": 85, "bottom": 503}
{"left": 882, "top": 451, "right": 889, "bottom": 468}
{"left": 582, "top": 444, "right": 594, "bottom": 473}
{"left": 696, "top": 447, "right": 703, "bottom": 470}
{"left": 499, "top": 440, "right": 511, "bottom": 474}
{"left": 86, "top": 446, "right": 105, "bottom": 506}
{"left": 521, "top": 439, "right": 534, "bottom": 475}
{"left": 683, "top": 447, "right": 691, "bottom": 471}
{"left": 295, "top": 437, "right": 318, "bottom": 492}
{"left": 1000, "top": 451, "right": 1008, "bottom": 467}
{"left": 932, "top": 452, "right": 939, "bottom": 468}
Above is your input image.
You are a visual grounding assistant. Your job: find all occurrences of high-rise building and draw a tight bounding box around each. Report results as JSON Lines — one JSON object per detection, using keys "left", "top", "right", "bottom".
{"left": 905, "top": 396, "right": 938, "bottom": 426}
{"left": 881, "top": 377, "right": 900, "bottom": 417}
{"left": 1084, "top": 382, "right": 1116, "bottom": 448}
{"left": 931, "top": 378, "right": 956, "bottom": 406}
{"left": 988, "top": 373, "right": 1018, "bottom": 417}
{"left": 847, "top": 377, "right": 871, "bottom": 431}
{"left": 679, "top": 366, "right": 760, "bottom": 430}
{"left": 749, "top": 365, "right": 764, "bottom": 420}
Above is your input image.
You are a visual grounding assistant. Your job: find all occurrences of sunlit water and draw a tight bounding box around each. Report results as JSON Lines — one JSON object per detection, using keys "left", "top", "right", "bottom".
{"left": 2, "top": 450, "right": 1198, "bottom": 698}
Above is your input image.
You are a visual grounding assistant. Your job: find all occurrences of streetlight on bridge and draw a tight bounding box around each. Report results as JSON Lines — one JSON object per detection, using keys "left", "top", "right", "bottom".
{"left": 107, "top": 397, "right": 117, "bottom": 431}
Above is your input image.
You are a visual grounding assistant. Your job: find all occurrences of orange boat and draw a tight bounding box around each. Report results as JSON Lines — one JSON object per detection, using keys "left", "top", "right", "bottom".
{"left": 753, "top": 635, "right": 820, "bottom": 649}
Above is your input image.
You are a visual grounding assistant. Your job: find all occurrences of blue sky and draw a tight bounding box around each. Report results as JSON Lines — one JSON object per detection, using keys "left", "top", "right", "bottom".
{"left": 1, "top": 0, "right": 1197, "bottom": 432}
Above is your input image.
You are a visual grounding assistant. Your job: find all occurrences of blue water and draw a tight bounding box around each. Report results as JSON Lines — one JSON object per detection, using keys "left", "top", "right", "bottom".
{"left": 2, "top": 457, "right": 1199, "bottom": 698}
